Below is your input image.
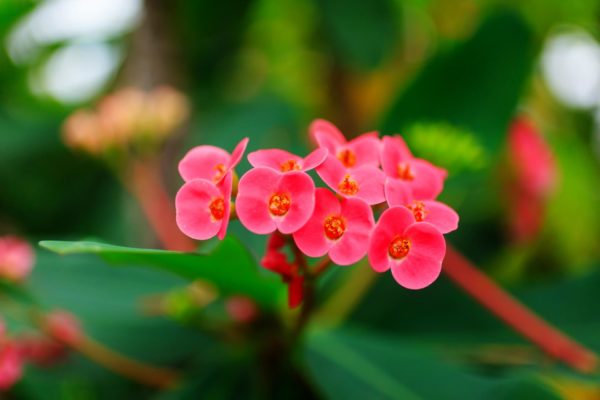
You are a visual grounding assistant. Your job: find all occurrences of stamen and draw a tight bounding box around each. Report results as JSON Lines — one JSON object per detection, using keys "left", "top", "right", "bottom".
{"left": 323, "top": 216, "right": 346, "bottom": 240}
{"left": 213, "top": 163, "right": 227, "bottom": 182}
{"left": 407, "top": 201, "right": 427, "bottom": 222}
{"left": 338, "top": 174, "right": 359, "bottom": 195}
{"left": 209, "top": 197, "right": 225, "bottom": 221}
{"left": 268, "top": 193, "right": 291, "bottom": 216}
{"left": 337, "top": 149, "right": 356, "bottom": 168}
{"left": 397, "top": 162, "right": 414, "bottom": 181}
{"left": 389, "top": 236, "right": 410, "bottom": 259}
{"left": 280, "top": 159, "right": 302, "bottom": 172}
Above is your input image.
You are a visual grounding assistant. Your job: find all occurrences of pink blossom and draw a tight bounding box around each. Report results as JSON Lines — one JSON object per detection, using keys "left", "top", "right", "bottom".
{"left": 310, "top": 119, "right": 380, "bottom": 168}
{"left": 225, "top": 296, "right": 258, "bottom": 323}
{"left": 293, "top": 188, "right": 374, "bottom": 265}
{"left": 381, "top": 136, "right": 447, "bottom": 200}
{"left": 178, "top": 137, "right": 249, "bottom": 183}
{"left": 385, "top": 179, "right": 458, "bottom": 234}
{"left": 316, "top": 155, "right": 385, "bottom": 205}
{"left": 509, "top": 117, "right": 556, "bottom": 198}
{"left": 368, "top": 207, "right": 446, "bottom": 290}
{"left": 0, "top": 236, "right": 34, "bottom": 283}
{"left": 0, "top": 342, "right": 22, "bottom": 391}
{"left": 236, "top": 168, "right": 315, "bottom": 234}
{"left": 176, "top": 172, "right": 233, "bottom": 240}
{"left": 248, "top": 148, "right": 327, "bottom": 173}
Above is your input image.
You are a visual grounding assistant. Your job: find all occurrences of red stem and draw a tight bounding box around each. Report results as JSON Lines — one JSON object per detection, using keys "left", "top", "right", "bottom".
{"left": 128, "top": 160, "right": 196, "bottom": 252}
{"left": 444, "top": 245, "right": 598, "bottom": 373}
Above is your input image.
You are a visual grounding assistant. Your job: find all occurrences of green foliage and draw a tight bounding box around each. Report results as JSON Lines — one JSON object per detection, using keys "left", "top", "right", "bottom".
{"left": 315, "top": 0, "right": 401, "bottom": 70}
{"left": 304, "top": 328, "right": 561, "bottom": 399}
{"left": 39, "top": 237, "right": 286, "bottom": 310}
{"left": 381, "top": 9, "right": 534, "bottom": 154}
{"left": 404, "top": 122, "right": 489, "bottom": 174}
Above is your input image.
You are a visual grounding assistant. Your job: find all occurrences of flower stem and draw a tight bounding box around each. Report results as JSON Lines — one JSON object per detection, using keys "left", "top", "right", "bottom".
{"left": 69, "top": 335, "right": 180, "bottom": 388}
{"left": 127, "top": 159, "right": 195, "bottom": 252}
{"left": 444, "top": 245, "right": 598, "bottom": 373}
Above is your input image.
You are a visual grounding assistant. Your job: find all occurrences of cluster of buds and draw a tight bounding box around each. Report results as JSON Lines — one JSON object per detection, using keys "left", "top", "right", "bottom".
{"left": 0, "top": 311, "right": 80, "bottom": 391}
{"left": 506, "top": 117, "right": 557, "bottom": 243}
{"left": 175, "top": 119, "right": 458, "bottom": 304}
{"left": 62, "top": 86, "right": 189, "bottom": 157}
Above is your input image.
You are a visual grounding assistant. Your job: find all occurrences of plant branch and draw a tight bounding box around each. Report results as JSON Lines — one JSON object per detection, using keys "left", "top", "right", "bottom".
{"left": 444, "top": 245, "right": 598, "bottom": 373}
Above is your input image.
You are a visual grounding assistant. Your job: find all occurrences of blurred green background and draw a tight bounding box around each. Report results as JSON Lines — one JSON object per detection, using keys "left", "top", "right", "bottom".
{"left": 1, "top": 0, "right": 600, "bottom": 398}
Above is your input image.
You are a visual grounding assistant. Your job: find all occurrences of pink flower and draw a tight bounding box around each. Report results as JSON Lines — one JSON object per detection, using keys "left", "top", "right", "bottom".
{"left": 381, "top": 136, "right": 447, "bottom": 200}
{"left": 176, "top": 172, "right": 233, "bottom": 240}
{"left": 0, "top": 342, "right": 22, "bottom": 391}
{"left": 310, "top": 119, "right": 380, "bottom": 168}
{"left": 225, "top": 296, "right": 258, "bottom": 323}
{"left": 509, "top": 117, "right": 556, "bottom": 198}
{"left": 368, "top": 207, "right": 446, "bottom": 290}
{"left": 248, "top": 148, "right": 327, "bottom": 173}
{"left": 293, "top": 188, "right": 374, "bottom": 265}
{"left": 0, "top": 236, "right": 34, "bottom": 283}
{"left": 178, "top": 137, "right": 249, "bottom": 183}
{"left": 236, "top": 168, "right": 315, "bottom": 234}
{"left": 316, "top": 155, "right": 385, "bottom": 205}
{"left": 385, "top": 179, "right": 458, "bottom": 234}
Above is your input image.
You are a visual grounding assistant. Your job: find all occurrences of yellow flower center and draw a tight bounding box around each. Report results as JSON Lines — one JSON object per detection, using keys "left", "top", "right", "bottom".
{"left": 209, "top": 197, "right": 225, "bottom": 221}
{"left": 389, "top": 236, "right": 411, "bottom": 259}
{"left": 323, "top": 216, "right": 346, "bottom": 240}
{"left": 268, "top": 193, "right": 291, "bottom": 216}
{"left": 407, "top": 201, "right": 427, "bottom": 222}
{"left": 280, "top": 159, "right": 302, "bottom": 172}
{"left": 397, "top": 162, "right": 414, "bottom": 181}
{"left": 338, "top": 174, "right": 359, "bottom": 195}
{"left": 337, "top": 149, "right": 356, "bottom": 168}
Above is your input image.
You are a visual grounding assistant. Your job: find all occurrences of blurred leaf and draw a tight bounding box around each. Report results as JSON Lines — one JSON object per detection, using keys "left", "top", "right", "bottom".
{"left": 315, "top": 0, "right": 400, "bottom": 70}
{"left": 381, "top": 9, "right": 534, "bottom": 154}
{"left": 304, "top": 328, "right": 560, "bottom": 399}
{"left": 39, "top": 237, "right": 286, "bottom": 310}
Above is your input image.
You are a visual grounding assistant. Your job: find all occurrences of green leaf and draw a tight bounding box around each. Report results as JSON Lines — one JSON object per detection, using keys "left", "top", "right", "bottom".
{"left": 304, "top": 328, "right": 561, "bottom": 400}
{"left": 316, "top": 0, "right": 400, "bottom": 70}
{"left": 39, "top": 237, "right": 286, "bottom": 310}
{"left": 380, "top": 9, "right": 534, "bottom": 154}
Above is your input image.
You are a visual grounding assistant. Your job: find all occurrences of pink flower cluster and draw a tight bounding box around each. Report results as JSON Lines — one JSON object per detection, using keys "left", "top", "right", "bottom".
{"left": 176, "top": 119, "right": 458, "bottom": 292}
{"left": 0, "top": 236, "right": 34, "bottom": 283}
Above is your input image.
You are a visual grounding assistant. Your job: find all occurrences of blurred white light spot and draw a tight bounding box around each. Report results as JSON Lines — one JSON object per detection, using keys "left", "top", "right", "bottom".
{"left": 541, "top": 30, "right": 600, "bottom": 109}
{"left": 36, "top": 42, "right": 121, "bottom": 104}
{"left": 7, "top": 0, "right": 141, "bottom": 63}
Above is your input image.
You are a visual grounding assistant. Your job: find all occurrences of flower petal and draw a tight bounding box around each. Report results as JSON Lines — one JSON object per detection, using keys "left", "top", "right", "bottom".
{"left": 216, "top": 172, "right": 233, "bottom": 240}
{"left": 409, "top": 159, "right": 446, "bottom": 200}
{"left": 421, "top": 200, "right": 459, "bottom": 234}
{"left": 381, "top": 135, "right": 413, "bottom": 176}
{"left": 310, "top": 119, "right": 346, "bottom": 152}
{"left": 302, "top": 148, "right": 328, "bottom": 171}
{"left": 178, "top": 146, "right": 230, "bottom": 182}
{"left": 348, "top": 133, "right": 380, "bottom": 167}
{"left": 175, "top": 179, "right": 223, "bottom": 240}
{"left": 293, "top": 188, "right": 340, "bottom": 258}
{"left": 228, "top": 137, "right": 249, "bottom": 169}
{"left": 248, "top": 148, "right": 300, "bottom": 171}
{"left": 384, "top": 178, "right": 413, "bottom": 207}
{"left": 351, "top": 166, "right": 386, "bottom": 205}
{"left": 390, "top": 222, "right": 445, "bottom": 289}
{"left": 316, "top": 154, "right": 346, "bottom": 191}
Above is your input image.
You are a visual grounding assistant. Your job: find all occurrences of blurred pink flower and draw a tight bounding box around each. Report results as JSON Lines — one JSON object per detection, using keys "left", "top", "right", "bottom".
{"left": 509, "top": 117, "right": 556, "bottom": 198}
{"left": 176, "top": 172, "right": 233, "bottom": 240}
{"left": 368, "top": 207, "right": 446, "bottom": 290}
{"left": 248, "top": 148, "right": 327, "bottom": 173}
{"left": 310, "top": 119, "right": 380, "bottom": 168}
{"left": 381, "top": 136, "right": 447, "bottom": 200}
{"left": 316, "top": 155, "right": 385, "bottom": 205}
{"left": 0, "top": 342, "right": 22, "bottom": 391}
{"left": 225, "top": 296, "right": 258, "bottom": 323}
{"left": 0, "top": 236, "right": 34, "bottom": 283}
{"left": 293, "top": 188, "right": 374, "bottom": 265}
{"left": 236, "top": 167, "right": 315, "bottom": 234}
